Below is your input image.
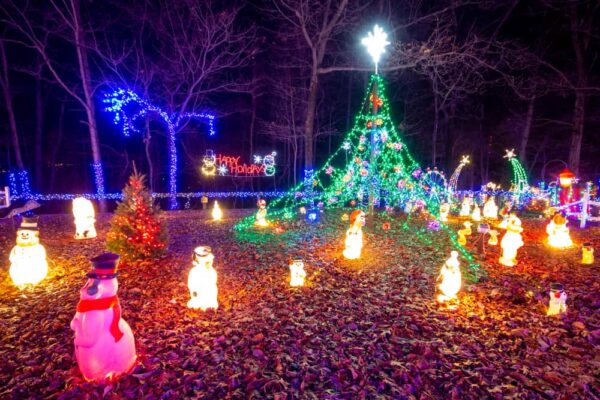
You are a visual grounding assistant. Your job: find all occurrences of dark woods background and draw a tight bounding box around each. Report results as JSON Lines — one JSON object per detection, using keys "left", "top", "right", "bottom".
{"left": 0, "top": 0, "right": 599, "bottom": 198}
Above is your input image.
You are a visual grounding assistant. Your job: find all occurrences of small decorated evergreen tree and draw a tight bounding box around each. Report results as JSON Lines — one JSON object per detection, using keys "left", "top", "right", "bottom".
{"left": 106, "top": 171, "right": 168, "bottom": 261}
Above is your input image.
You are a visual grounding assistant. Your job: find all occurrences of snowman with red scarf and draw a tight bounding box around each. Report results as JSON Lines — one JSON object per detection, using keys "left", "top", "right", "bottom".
{"left": 70, "top": 253, "right": 136, "bottom": 381}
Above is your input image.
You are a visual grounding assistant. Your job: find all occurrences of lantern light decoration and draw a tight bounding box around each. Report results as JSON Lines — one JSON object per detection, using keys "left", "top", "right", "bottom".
{"left": 187, "top": 246, "right": 218, "bottom": 310}
{"left": 459, "top": 197, "right": 471, "bottom": 217}
{"left": 439, "top": 203, "right": 450, "bottom": 222}
{"left": 499, "top": 214, "right": 524, "bottom": 267}
{"left": 212, "top": 201, "right": 223, "bottom": 221}
{"left": 73, "top": 197, "right": 97, "bottom": 239}
{"left": 9, "top": 216, "right": 48, "bottom": 286}
{"left": 471, "top": 204, "right": 482, "bottom": 222}
{"left": 546, "top": 213, "right": 573, "bottom": 249}
{"left": 255, "top": 199, "right": 268, "bottom": 227}
{"left": 343, "top": 210, "right": 366, "bottom": 260}
{"left": 436, "top": 251, "right": 462, "bottom": 308}
{"left": 582, "top": 243, "right": 594, "bottom": 264}
{"left": 289, "top": 259, "right": 306, "bottom": 287}
{"left": 70, "top": 253, "right": 136, "bottom": 381}
{"left": 482, "top": 196, "right": 498, "bottom": 220}
{"left": 488, "top": 230, "right": 499, "bottom": 246}
{"left": 547, "top": 283, "right": 567, "bottom": 316}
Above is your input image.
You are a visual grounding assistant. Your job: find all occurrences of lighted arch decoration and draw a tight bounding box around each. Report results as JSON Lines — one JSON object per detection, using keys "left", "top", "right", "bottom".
{"left": 103, "top": 89, "right": 216, "bottom": 209}
{"left": 448, "top": 155, "right": 470, "bottom": 195}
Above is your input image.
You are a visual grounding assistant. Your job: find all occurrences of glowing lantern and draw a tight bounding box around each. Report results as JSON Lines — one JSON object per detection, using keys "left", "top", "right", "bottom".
{"left": 436, "top": 251, "right": 461, "bottom": 308}
{"left": 459, "top": 197, "right": 471, "bottom": 217}
{"left": 582, "top": 243, "right": 594, "bottom": 264}
{"left": 559, "top": 169, "right": 575, "bottom": 188}
{"left": 471, "top": 204, "right": 481, "bottom": 222}
{"left": 255, "top": 199, "right": 268, "bottom": 227}
{"left": 212, "top": 201, "right": 223, "bottom": 221}
{"left": 70, "top": 253, "right": 136, "bottom": 381}
{"left": 546, "top": 213, "right": 573, "bottom": 249}
{"left": 499, "top": 214, "right": 524, "bottom": 267}
{"left": 488, "top": 230, "right": 499, "bottom": 246}
{"left": 483, "top": 197, "right": 498, "bottom": 220}
{"left": 463, "top": 221, "right": 472, "bottom": 236}
{"left": 289, "top": 259, "right": 306, "bottom": 287}
{"left": 343, "top": 210, "right": 365, "bottom": 260}
{"left": 547, "top": 283, "right": 567, "bottom": 316}
{"left": 73, "top": 197, "right": 97, "bottom": 239}
{"left": 457, "top": 230, "right": 467, "bottom": 246}
{"left": 439, "top": 203, "right": 450, "bottom": 222}
{"left": 187, "top": 246, "right": 218, "bottom": 310}
{"left": 9, "top": 216, "right": 48, "bottom": 286}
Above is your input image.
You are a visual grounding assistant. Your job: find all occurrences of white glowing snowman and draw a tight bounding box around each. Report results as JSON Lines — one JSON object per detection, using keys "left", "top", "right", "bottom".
{"left": 439, "top": 203, "right": 450, "bottom": 222}
{"left": 70, "top": 253, "right": 136, "bottom": 381}
{"left": 437, "top": 251, "right": 462, "bottom": 305}
{"left": 483, "top": 196, "right": 498, "bottom": 219}
{"left": 289, "top": 259, "right": 306, "bottom": 287}
{"left": 343, "top": 210, "right": 366, "bottom": 260}
{"left": 9, "top": 217, "right": 48, "bottom": 286}
{"left": 73, "top": 197, "right": 97, "bottom": 239}
{"left": 547, "top": 283, "right": 567, "bottom": 316}
{"left": 187, "top": 246, "right": 218, "bottom": 310}
{"left": 499, "top": 214, "right": 524, "bottom": 267}
{"left": 459, "top": 197, "right": 471, "bottom": 217}
{"left": 255, "top": 199, "right": 268, "bottom": 227}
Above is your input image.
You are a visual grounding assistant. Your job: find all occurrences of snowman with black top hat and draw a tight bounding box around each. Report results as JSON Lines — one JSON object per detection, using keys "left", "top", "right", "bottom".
{"left": 9, "top": 216, "right": 48, "bottom": 286}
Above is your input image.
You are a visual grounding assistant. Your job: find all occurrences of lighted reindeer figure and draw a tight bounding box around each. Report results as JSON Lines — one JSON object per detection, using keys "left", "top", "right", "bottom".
{"left": 343, "top": 210, "right": 366, "bottom": 260}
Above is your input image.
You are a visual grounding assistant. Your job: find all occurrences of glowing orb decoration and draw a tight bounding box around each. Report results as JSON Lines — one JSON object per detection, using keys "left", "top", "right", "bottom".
{"left": 9, "top": 217, "right": 48, "bottom": 286}
{"left": 483, "top": 197, "right": 498, "bottom": 220}
{"left": 547, "top": 283, "right": 567, "bottom": 316}
{"left": 306, "top": 209, "right": 319, "bottom": 223}
{"left": 546, "top": 213, "right": 573, "bottom": 249}
{"left": 289, "top": 259, "right": 306, "bottom": 287}
{"left": 499, "top": 214, "right": 524, "bottom": 267}
{"left": 187, "top": 246, "right": 218, "bottom": 310}
{"left": 255, "top": 199, "right": 268, "bottom": 227}
{"left": 437, "top": 251, "right": 462, "bottom": 308}
{"left": 582, "top": 243, "right": 594, "bottom": 264}
{"left": 73, "top": 197, "right": 97, "bottom": 239}
{"left": 471, "top": 204, "right": 481, "bottom": 222}
{"left": 382, "top": 222, "right": 391, "bottom": 231}
{"left": 212, "top": 201, "right": 223, "bottom": 221}
{"left": 459, "top": 197, "right": 471, "bottom": 217}
{"left": 361, "top": 24, "right": 390, "bottom": 74}
{"left": 70, "top": 253, "right": 136, "bottom": 381}
{"left": 559, "top": 168, "right": 575, "bottom": 188}
{"left": 439, "top": 203, "right": 450, "bottom": 222}
{"left": 463, "top": 221, "right": 472, "bottom": 236}
{"left": 343, "top": 210, "right": 366, "bottom": 260}
{"left": 488, "top": 230, "right": 499, "bottom": 246}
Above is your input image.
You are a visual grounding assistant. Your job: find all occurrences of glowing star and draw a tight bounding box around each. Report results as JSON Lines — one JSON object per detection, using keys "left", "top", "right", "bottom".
{"left": 253, "top": 155, "right": 262, "bottom": 164}
{"left": 582, "top": 243, "right": 594, "bottom": 264}
{"left": 499, "top": 214, "right": 524, "bottom": 267}
{"left": 471, "top": 204, "right": 481, "bottom": 222}
{"left": 504, "top": 148, "right": 516, "bottom": 160}
{"left": 255, "top": 199, "right": 268, "bottom": 227}
{"left": 343, "top": 210, "right": 366, "bottom": 260}
{"left": 9, "top": 217, "right": 48, "bottom": 286}
{"left": 437, "top": 251, "right": 462, "bottom": 308}
{"left": 459, "top": 197, "right": 471, "bottom": 217}
{"left": 212, "top": 201, "right": 223, "bottom": 221}
{"left": 547, "top": 283, "right": 567, "bottom": 316}
{"left": 217, "top": 164, "right": 228, "bottom": 176}
{"left": 73, "top": 197, "right": 97, "bottom": 239}
{"left": 482, "top": 196, "right": 498, "bottom": 220}
{"left": 289, "top": 259, "right": 306, "bottom": 287}
{"left": 361, "top": 24, "right": 390, "bottom": 74}
{"left": 439, "top": 203, "right": 450, "bottom": 222}
{"left": 187, "top": 246, "right": 218, "bottom": 310}
{"left": 546, "top": 213, "right": 573, "bottom": 249}
{"left": 70, "top": 253, "right": 136, "bottom": 381}
{"left": 342, "top": 141, "right": 351, "bottom": 151}
{"left": 460, "top": 155, "right": 470, "bottom": 165}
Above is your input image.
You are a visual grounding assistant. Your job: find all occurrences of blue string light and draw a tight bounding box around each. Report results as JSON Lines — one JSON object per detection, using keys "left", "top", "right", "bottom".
{"left": 8, "top": 191, "right": 287, "bottom": 201}
{"left": 103, "top": 88, "right": 216, "bottom": 209}
{"left": 8, "top": 170, "right": 32, "bottom": 199}
{"left": 91, "top": 162, "right": 105, "bottom": 196}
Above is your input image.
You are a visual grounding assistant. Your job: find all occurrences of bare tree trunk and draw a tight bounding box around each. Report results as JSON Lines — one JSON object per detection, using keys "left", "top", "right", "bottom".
{"left": 35, "top": 76, "right": 43, "bottom": 189}
{"left": 0, "top": 40, "right": 24, "bottom": 171}
{"left": 249, "top": 91, "right": 257, "bottom": 191}
{"left": 144, "top": 122, "right": 154, "bottom": 191}
{"left": 72, "top": 0, "right": 106, "bottom": 210}
{"left": 519, "top": 97, "right": 534, "bottom": 167}
{"left": 304, "top": 72, "right": 318, "bottom": 169}
{"left": 569, "top": 89, "right": 585, "bottom": 174}
{"left": 49, "top": 103, "right": 65, "bottom": 192}
{"left": 432, "top": 79, "right": 439, "bottom": 167}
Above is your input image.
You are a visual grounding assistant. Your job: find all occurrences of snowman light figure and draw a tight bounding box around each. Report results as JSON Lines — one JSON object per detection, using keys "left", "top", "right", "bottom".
{"left": 9, "top": 216, "right": 48, "bottom": 286}
{"left": 547, "top": 283, "right": 567, "bottom": 316}
{"left": 483, "top": 196, "right": 498, "bottom": 219}
{"left": 70, "top": 253, "right": 136, "bottom": 381}
{"left": 546, "top": 213, "right": 573, "bottom": 249}
{"left": 439, "top": 203, "right": 450, "bottom": 222}
{"left": 471, "top": 204, "right": 482, "bottom": 222}
{"left": 289, "top": 259, "right": 306, "bottom": 287}
{"left": 499, "top": 214, "right": 524, "bottom": 267}
{"left": 212, "top": 201, "right": 223, "bottom": 221}
{"left": 437, "top": 251, "right": 462, "bottom": 308}
{"left": 459, "top": 197, "right": 471, "bottom": 217}
{"left": 498, "top": 200, "right": 513, "bottom": 229}
{"left": 255, "top": 199, "right": 268, "bottom": 227}
{"left": 582, "top": 243, "right": 594, "bottom": 264}
{"left": 73, "top": 197, "right": 97, "bottom": 239}
{"left": 187, "top": 246, "right": 218, "bottom": 310}
{"left": 343, "top": 210, "right": 366, "bottom": 260}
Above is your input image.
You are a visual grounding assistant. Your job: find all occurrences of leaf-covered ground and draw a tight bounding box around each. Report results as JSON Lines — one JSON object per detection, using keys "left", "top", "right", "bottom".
{"left": 0, "top": 210, "right": 599, "bottom": 399}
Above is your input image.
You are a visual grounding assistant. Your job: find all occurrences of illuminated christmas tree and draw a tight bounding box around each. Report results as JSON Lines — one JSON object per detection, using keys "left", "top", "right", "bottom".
{"left": 106, "top": 171, "right": 168, "bottom": 262}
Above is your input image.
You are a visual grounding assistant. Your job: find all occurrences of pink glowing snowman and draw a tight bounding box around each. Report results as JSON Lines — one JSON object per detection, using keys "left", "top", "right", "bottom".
{"left": 70, "top": 253, "right": 136, "bottom": 381}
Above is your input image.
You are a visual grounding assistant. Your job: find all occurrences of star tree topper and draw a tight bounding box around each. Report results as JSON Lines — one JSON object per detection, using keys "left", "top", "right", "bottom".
{"left": 361, "top": 25, "right": 390, "bottom": 74}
